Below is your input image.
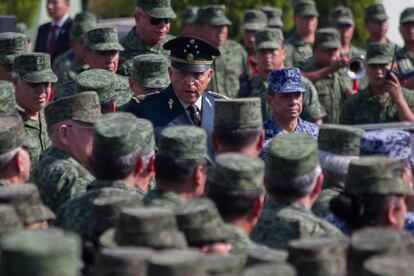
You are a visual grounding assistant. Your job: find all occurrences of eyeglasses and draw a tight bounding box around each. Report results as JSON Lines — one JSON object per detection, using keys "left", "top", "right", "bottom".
{"left": 149, "top": 17, "right": 171, "bottom": 26}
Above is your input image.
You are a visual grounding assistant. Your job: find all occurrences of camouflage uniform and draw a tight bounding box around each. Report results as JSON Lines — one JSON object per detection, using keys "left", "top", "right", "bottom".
{"left": 261, "top": 6, "right": 284, "bottom": 29}
{"left": 0, "top": 81, "right": 15, "bottom": 115}
{"left": 302, "top": 28, "right": 351, "bottom": 124}
{"left": 0, "top": 204, "right": 23, "bottom": 236}
{"left": 147, "top": 250, "right": 204, "bottom": 275}
{"left": 118, "top": 0, "right": 176, "bottom": 75}
{"left": 143, "top": 189, "right": 186, "bottom": 210}
{"left": 55, "top": 112, "right": 155, "bottom": 235}
{"left": 397, "top": 8, "right": 414, "bottom": 80}
{"left": 30, "top": 92, "right": 101, "bottom": 211}
{"left": 284, "top": 0, "right": 319, "bottom": 69}
{"left": 251, "top": 134, "right": 343, "bottom": 249}
{"left": 224, "top": 224, "right": 265, "bottom": 254}
{"left": 12, "top": 53, "right": 57, "bottom": 168}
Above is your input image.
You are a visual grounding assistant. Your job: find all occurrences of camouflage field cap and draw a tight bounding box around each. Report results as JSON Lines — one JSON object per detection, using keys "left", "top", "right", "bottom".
{"left": 132, "top": 54, "right": 169, "bottom": 89}
{"left": 93, "top": 112, "right": 155, "bottom": 160}
{"left": 196, "top": 5, "right": 232, "bottom": 26}
{"left": 0, "top": 204, "right": 22, "bottom": 236}
{"left": 246, "top": 246, "right": 288, "bottom": 266}
{"left": 45, "top": 91, "right": 102, "bottom": 126}
{"left": 0, "top": 183, "right": 55, "bottom": 225}
{"left": 69, "top": 13, "right": 97, "bottom": 42}
{"left": 100, "top": 207, "right": 188, "bottom": 249}
{"left": 209, "top": 152, "right": 265, "bottom": 192}
{"left": 0, "top": 81, "right": 16, "bottom": 115}
{"left": 345, "top": 156, "right": 414, "bottom": 196}
{"left": 267, "top": 133, "right": 319, "bottom": 178}
{"left": 175, "top": 198, "right": 233, "bottom": 245}
{"left": 363, "top": 255, "right": 414, "bottom": 276}
{"left": 314, "top": 28, "right": 341, "bottom": 49}
{"left": 75, "top": 69, "right": 116, "bottom": 102}
{"left": 15, "top": 23, "right": 29, "bottom": 38}
{"left": 242, "top": 263, "right": 297, "bottom": 276}
{"left": 255, "top": 29, "right": 284, "bottom": 50}
{"left": 214, "top": 98, "right": 262, "bottom": 129}
{"left": 348, "top": 227, "right": 410, "bottom": 276}
{"left": 157, "top": 126, "right": 209, "bottom": 160}
{"left": 93, "top": 247, "right": 154, "bottom": 276}
{"left": 202, "top": 254, "right": 245, "bottom": 275}
{"left": 365, "top": 43, "right": 395, "bottom": 64}
{"left": 0, "top": 229, "right": 82, "bottom": 276}
{"left": 329, "top": 6, "right": 354, "bottom": 26}
{"left": 181, "top": 6, "right": 199, "bottom": 24}
{"left": 318, "top": 124, "right": 364, "bottom": 156}
{"left": 136, "top": 0, "right": 176, "bottom": 19}
{"left": 261, "top": 6, "right": 284, "bottom": 28}
{"left": 13, "top": 53, "right": 57, "bottom": 83}
{"left": 360, "top": 129, "right": 413, "bottom": 164}
{"left": 88, "top": 194, "right": 142, "bottom": 240}
{"left": 294, "top": 0, "right": 319, "bottom": 17}
{"left": 0, "top": 114, "right": 32, "bottom": 155}
{"left": 364, "top": 3, "right": 388, "bottom": 22}
{"left": 400, "top": 7, "right": 414, "bottom": 24}
{"left": 287, "top": 237, "right": 349, "bottom": 276}
{"left": 84, "top": 27, "right": 124, "bottom": 51}
{"left": 0, "top": 32, "right": 27, "bottom": 64}
{"left": 268, "top": 68, "right": 306, "bottom": 93}
{"left": 148, "top": 249, "right": 205, "bottom": 276}
{"left": 243, "top": 9, "right": 267, "bottom": 31}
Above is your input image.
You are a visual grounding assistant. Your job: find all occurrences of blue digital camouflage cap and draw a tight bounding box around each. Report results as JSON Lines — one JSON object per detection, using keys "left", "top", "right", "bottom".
{"left": 360, "top": 129, "right": 414, "bottom": 166}
{"left": 268, "top": 67, "right": 305, "bottom": 93}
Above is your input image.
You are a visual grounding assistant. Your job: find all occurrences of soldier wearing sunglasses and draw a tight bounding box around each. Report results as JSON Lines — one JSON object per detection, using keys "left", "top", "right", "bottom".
{"left": 117, "top": 0, "right": 176, "bottom": 76}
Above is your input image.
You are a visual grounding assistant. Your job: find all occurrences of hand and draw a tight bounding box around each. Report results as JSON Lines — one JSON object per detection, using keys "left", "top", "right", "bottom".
{"left": 345, "top": 88, "right": 357, "bottom": 97}
{"left": 384, "top": 71, "right": 404, "bottom": 102}
{"left": 328, "top": 57, "right": 348, "bottom": 73}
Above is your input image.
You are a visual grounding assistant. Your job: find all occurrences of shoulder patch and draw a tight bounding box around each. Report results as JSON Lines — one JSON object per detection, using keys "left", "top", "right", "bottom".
{"left": 206, "top": 91, "right": 229, "bottom": 100}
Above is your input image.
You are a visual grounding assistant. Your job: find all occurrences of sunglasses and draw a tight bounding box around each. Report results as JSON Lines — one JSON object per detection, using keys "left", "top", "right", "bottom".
{"left": 149, "top": 17, "right": 171, "bottom": 26}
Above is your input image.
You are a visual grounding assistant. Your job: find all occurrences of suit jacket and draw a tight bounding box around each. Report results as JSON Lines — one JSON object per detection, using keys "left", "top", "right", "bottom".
{"left": 34, "top": 17, "right": 73, "bottom": 62}
{"left": 126, "top": 84, "right": 216, "bottom": 156}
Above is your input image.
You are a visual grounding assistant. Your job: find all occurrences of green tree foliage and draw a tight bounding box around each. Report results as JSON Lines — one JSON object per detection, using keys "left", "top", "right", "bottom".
{"left": 87, "top": 0, "right": 375, "bottom": 46}
{"left": 0, "top": 0, "right": 40, "bottom": 27}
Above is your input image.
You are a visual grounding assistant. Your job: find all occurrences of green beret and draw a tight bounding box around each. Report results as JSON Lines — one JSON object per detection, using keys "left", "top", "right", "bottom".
{"left": 318, "top": 124, "right": 364, "bottom": 156}
{"left": 214, "top": 98, "right": 262, "bottom": 129}
{"left": 135, "top": 0, "right": 176, "bottom": 19}
{"left": 157, "top": 126, "right": 208, "bottom": 160}
{"left": 84, "top": 27, "right": 124, "bottom": 51}
{"left": 345, "top": 156, "right": 414, "bottom": 196}
{"left": 209, "top": 152, "right": 264, "bottom": 191}
{"left": 75, "top": 69, "right": 116, "bottom": 102}
{"left": 45, "top": 91, "right": 101, "bottom": 126}
{"left": 131, "top": 54, "right": 169, "bottom": 89}
{"left": 267, "top": 133, "right": 319, "bottom": 178}
{"left": 93, "top": 112, "right": 154, "bottom": 160}
{"left": 13, "top": 53, "right": 57, "bottom": 83}
{"left": 196, "top": 5, "right": 232, "bottom": 26}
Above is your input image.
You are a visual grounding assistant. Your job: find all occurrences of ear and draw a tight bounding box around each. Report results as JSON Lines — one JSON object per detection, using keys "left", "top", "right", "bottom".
{"left": 206, "top": 68, "right": 213, "bottom": 82}
{"left": 109, "top": 101, "right": 116, "bottom": 113}
{"left": 386, "top": 204, "right": 398, "bottom": 226}
{"left": 57, "top": 124, "right": 70, "bottom": 145}
{"left": 192, "top": 164, "right": 206, "bottom": 193}
{"left": 134, "top": 157, "right": 145, "bottom": 175}
{"left": 251, "top": 196, "right": 263, "bottom": 219}
{"left": 212, "top": 131, "right": 219, "bottom": 153}
{"left": 311, "top": 172, "right": 324, "bottom": 199}
{"left": 168, "top": 66, "right": 173, "bottom": 80}
{"left": 12, "top": 151, "right": 23, "bottom": 174}
{"left": 256, "top": 130, "right": 265, "bottom": 152}
{"left": 146, "top": 155, "right": 156, "bottom": 175}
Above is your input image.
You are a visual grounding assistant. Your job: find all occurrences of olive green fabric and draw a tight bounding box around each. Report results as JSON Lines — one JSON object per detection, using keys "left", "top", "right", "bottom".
{"left": 75, "top": 69, "right": 116, "bottom": 102}
{"left": 364, "top": 3, "right": 388, "bottom": 22}
{"left": 255, "top": 28, "right": 284, "bottom": 50}
{"left": 0, "top": 114, "right": 33, "bottom": 154}
{"left": 0, "top": 204, "right": 22, "bottom": 236}
{"left": 363, "top": 255, "right": 414, "bottom": 276}
{"left": 243, "top": 9, "right": 267, "bottom": 31}
{"left": 84, "top": 27, "right": 124, "bottom": 51}
{"left": 148, "top": 249, "right": 205, "bottom": 276}
{"left": 314, "top": 28, "right": 341, "bottom": 50}
{"left": 365, "top": 43, "right": 395, "bottom": 65}
{"left": 0, "top": 32, "right": 27, "bottom": 64}
{"left": 13, "top": 53, "right": 57, "bottom": 83}
{"left": 135, "top": 0, "right": 176, "bottom": 19}
{"left": 318, "top": 124, "right": 364, "bottom": 156}
{"left": 214, "top": 98, "right": 262, "bottom": 129}
{"left": 196, "top": 5, "right": 232, "bottom": 26}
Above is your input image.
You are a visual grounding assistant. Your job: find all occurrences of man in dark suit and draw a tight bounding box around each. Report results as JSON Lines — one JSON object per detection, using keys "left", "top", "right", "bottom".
{"left": 35, "top": 0, "right": 72, "bottom": 62}
{"left": 127, "top": 36, "right": 225, "bottom": 156}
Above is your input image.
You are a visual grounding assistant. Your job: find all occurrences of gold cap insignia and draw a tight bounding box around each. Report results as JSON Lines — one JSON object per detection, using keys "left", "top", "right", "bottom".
{"left": 186, "top": 53, "right": 194, "bottom": 61}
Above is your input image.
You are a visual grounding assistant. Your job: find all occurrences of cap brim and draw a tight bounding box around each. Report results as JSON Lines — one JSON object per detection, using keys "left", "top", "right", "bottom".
{"left": 255, "top": 42, "right": 283, "bottom": 50}
{"left": 22, "top": 205, "right": 55, "bottom": 225}
{"left": 22, "top": 70, "right": 58, "bottom": 83}
{"left": 336, "top": 19, "right": 354, "bottom": 26}
{"left": 243, "top": 23, "right": 266, "bottom": 31}
{"left": 366, "top": 57, "right": 393, "bottom": 65}
{"left": 268, "top": 19, "right": 284, "bottom": 28}
{"left": 296, "top": 11, "right": 319, "bottom": 17}
{"left": 89, "top": 43, "right": 124, "bottom": 51}
{"left": 170, "top": 60, "right": 211, "bottom": 73}
{"left": 146, "top": 7, "right": 176, "bottom": 19}
{"left": 368, "top": 15, "right": 388, "bottom": 22}
{"left": 316, "top": 43, "right": 341, "bottom": 50}
{"left": 140, "top": 78, "right": 170, "bottom": 89}
{"left": 209, "top": 18, "right": 232, "bottom": 26}
{"left": 401, "top": 16, "right": 414, "bottom": 24}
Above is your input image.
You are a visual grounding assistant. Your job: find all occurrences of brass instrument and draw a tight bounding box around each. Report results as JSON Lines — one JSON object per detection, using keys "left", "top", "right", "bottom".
{"left": 346, "top": 56, "right": 365, "bottom": 80}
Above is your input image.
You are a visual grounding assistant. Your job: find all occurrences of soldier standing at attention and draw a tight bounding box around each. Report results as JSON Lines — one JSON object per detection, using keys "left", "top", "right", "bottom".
{"left": 363, "top": 3, "right": 392, "bottom": 47}
{"left": 284, "top": 0, "right": 319, "bottom": 69}
{"left": 118, "top": 0, "right": 176, "bottom": 75}
{"left": 397, "top": 7, "right": 414, "bottom": 90}
{"left": 179, "top": 6, "right": 198, "bottom": 36}
{"left": 250, "top": 133, "right": 343, "bottom": 249}
{"left": 11, "top": 53, "right": 56, "bottom": 168}
{"left": 30, "top": 92, "right": 101, "bottom": 212}
{"left": 0, "top": 115, "right": 32, "bottom": 186}
{"left": 83, "top": 27, "right": 133, "bottom": 107}
{"left": 194, "top": 5, "right": 249, "bottom": 98}
{"left": 260, "top": 67, "right": 319, "bottom": 158}
{"left": 340, "top": 43, "right": 414, "bottom": 124}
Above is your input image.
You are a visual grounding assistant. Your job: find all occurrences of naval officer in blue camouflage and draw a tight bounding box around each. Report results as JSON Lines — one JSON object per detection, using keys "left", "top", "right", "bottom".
{"left": 126, "top": 36, "right": 224, "bottom": 156}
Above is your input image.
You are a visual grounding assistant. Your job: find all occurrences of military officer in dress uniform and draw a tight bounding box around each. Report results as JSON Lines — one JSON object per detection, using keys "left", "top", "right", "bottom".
{"left": 126, "top": 36, "right": 224, "bottom": 156}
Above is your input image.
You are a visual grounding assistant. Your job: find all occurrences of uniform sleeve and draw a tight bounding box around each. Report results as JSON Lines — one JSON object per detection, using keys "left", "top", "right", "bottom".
{"left": 340, "top": 96, "right": 356, "bottom": 125}
{"left": 301, "top": 77, "right": 327, "bottom": 122}
{"left": 402, "top": 89, "right": 414, "bottom": 112}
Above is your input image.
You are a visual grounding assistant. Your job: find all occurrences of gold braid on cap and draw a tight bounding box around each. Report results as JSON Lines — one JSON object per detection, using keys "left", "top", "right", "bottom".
{"left": 169, "top": 56, "right": 213, "bottom": 65}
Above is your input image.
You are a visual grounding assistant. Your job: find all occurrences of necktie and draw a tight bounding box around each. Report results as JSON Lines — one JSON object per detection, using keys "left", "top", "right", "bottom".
{"left": 48, "top": 25, "right": 58, "bottom": 56}
{"left": 187, "top": 105, "right": 201, "bottom": 126}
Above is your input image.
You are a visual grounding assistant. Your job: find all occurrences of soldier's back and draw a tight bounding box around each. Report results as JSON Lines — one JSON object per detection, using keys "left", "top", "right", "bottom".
{"left": 143, "top": 188, "right": 186, "bottom": 211}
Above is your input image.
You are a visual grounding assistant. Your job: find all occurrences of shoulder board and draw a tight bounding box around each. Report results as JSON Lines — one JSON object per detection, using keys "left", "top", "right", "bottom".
{"left": 131, "top": 91, "right": 161, "bottom": 103}
{"left": 206, "top": 91, "right": 229, "bottom": 100}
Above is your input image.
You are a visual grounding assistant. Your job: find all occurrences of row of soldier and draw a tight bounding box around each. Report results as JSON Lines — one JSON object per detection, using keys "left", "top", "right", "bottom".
{"left": 1, "top": 0, "right": 414, "bottom": 275}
